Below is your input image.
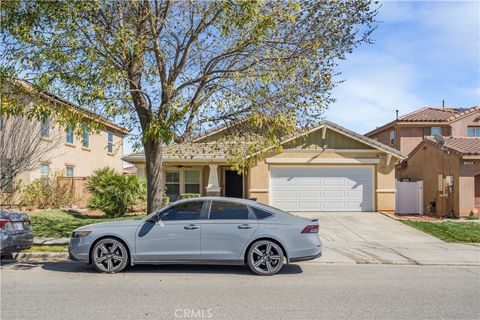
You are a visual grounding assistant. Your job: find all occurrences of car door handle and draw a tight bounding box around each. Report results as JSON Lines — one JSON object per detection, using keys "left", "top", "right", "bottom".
{"left": 184, "top": 224, "right": 199, "bottom": 230}
{"left": 238, "top": 224, "right": 252, "bottom": 229}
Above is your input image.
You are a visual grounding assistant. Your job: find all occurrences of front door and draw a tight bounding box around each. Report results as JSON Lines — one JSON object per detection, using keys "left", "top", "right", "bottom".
{"left": 225, "top": 170, "right": 243, "bottom": 198}
{"left": 135, "top": 201, "right": 206, "bottom": 262}
{"left": 201, "top": 200, "right": 258, "bottom": 261}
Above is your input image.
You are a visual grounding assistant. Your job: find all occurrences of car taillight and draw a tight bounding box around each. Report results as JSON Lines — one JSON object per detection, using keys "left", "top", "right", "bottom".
{"left": 0, "top": 218, "right": 12, "bottom": 229}
{"left": 301, "top": 225, "right": 319, "bottom": 233}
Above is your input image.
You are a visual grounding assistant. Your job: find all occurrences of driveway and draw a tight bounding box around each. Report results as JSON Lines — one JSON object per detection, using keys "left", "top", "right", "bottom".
{"left": 294, "top": 212, "right": 480, "bottom": 266}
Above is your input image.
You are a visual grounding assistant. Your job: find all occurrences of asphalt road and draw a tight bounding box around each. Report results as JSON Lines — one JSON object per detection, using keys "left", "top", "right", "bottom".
{"left": 1, "top": 261, "right": 479, "bottom": 320}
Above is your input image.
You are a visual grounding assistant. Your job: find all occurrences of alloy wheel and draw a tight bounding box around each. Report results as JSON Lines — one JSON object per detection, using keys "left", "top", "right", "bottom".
{"left": 92, "top": 239, "right": 128, "bottom": 273}
{"left": 248, "top": 240, "right": 284, "bottom": 276}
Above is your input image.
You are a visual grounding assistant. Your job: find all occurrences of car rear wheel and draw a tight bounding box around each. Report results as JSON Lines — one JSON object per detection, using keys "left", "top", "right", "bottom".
{"left": 91, "top": 238, "right": 128, "bottom": 273}
{"left": 247, "top": 240, "right": 284, "bottom": 276}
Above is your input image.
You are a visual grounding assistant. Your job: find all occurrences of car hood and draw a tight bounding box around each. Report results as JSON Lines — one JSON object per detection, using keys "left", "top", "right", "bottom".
{"left": 75, "top": 219, "right": 145, "bottom": 231}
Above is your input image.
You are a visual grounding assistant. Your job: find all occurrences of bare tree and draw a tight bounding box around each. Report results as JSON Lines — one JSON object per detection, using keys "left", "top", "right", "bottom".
{"left": 0, "top": 115, "right": 62, "bottom": 192}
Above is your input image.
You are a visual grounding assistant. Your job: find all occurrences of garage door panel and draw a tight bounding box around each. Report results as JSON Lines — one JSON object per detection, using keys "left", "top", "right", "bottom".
{"left": 271, "top": 166, "right": 373, "bottom": 212}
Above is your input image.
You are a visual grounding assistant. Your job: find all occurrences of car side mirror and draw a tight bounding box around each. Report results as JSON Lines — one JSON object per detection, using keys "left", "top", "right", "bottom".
{"left": 147, "top": 214, "right": 160, "bottom": 224}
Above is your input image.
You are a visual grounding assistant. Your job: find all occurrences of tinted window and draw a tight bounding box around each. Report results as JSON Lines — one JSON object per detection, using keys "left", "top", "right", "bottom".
{"left": 252, "top": 207, "right": 273, "bottom": 220}
{"left": 209, "top": 201, "right": 249, "bottom": 220}
{"left": 161, "top": 201, "right": 203, "bottom": 221}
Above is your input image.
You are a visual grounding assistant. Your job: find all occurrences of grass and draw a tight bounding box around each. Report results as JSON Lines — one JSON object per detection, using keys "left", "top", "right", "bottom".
{"left": 26, "top": 245, "right": 68, "bottom": 252}
{"left": 402, "top": 221, "right": 480, "bottom": 243}
{"left": 28, "top": 210, "right": 146, "bottom": 238}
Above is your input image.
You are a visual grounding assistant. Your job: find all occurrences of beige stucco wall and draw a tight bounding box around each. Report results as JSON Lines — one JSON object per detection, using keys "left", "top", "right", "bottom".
{"left": 395, "top": 143, "right": 479, "bottom": 217}
{"left": 450, "top": 111, "right": 480, "bottom": 136}
{"left": 246, "top": 150, "right": 397, "bottom": 212}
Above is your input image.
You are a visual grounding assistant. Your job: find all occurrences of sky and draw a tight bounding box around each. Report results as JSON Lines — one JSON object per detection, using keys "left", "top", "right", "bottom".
{"left": 124, "top": 0, "right": 480, "bottom": 155}
{"left": 324, "top": 0, "right": 480, "bottom": 135}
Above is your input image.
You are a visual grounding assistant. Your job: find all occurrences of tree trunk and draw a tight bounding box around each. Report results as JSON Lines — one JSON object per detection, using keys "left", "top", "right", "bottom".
{"left": 144, "top": 138, "right": 164, "bottom": 214}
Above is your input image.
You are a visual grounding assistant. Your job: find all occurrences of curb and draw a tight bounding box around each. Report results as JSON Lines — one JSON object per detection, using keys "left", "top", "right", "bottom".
{"left": 4, "top": 252, "right": 69, "bottom": 262}
{"left": 34, "top": 237, "right": 70, "bottom": 245}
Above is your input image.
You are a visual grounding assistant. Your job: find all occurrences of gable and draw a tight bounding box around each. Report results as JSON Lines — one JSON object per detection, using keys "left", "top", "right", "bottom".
{"left": 284, "top": 126, "right": 373, "bottom": 150}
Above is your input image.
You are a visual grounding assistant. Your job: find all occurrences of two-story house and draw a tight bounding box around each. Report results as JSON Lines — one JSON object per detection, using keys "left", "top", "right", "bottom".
{"left": 366, "top": 106, "right": 480, "bottom": 218}
{"left": 1, "top": 80, "right": 128, "bottom": 190}
{"left": 365, "top": 106, "right": 480, "bottom": 154}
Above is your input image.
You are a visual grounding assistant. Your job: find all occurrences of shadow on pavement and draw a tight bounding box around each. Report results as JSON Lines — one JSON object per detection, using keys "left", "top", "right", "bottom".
{"left": 38, "top": 261, "right": 303, "bottom": 275}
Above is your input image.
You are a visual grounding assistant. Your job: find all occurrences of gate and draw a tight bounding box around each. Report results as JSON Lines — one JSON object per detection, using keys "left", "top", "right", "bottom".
{"left": 395, "top": 180, "right": 423, "bottom": 215}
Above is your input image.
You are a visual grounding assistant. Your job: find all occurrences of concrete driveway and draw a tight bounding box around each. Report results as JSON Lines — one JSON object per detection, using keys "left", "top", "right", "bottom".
{"left": 294, "top": 212, "right": 480, "bottom": 266}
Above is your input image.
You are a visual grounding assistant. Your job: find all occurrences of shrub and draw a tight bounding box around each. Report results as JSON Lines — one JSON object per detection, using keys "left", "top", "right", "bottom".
{"left": 180, "top": 193, "right": 202, "bottom": 199}
{"left": 20, "top": 171, "right": 73, "bottom": 209}
{"left": 86, "top": 168, "right": 146, "bottom": 217}
{"left": 162, "top": 196, "right": 170, "bottom": 207}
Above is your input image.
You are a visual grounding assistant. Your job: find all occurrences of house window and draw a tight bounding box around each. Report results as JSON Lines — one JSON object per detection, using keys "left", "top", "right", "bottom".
{"left": 467, "top": 127, "right": 480, "bottom": 137}
{"left": 424, "top": 127, "right": 442, "bottom": 137}
{"left": 40, "top": 116, "right": 50, "bottom": 137}
{"left": 107, "top": 131, "right": 113, "bottom": 153}
{"left": 165, "top": 170, "right": 181, "bottom": 200}
{"left": 165, "top": 169, "right": 202, "bottom": 200}
{"left": 66, "top": 125, "right": 74, "bottom": 144}
{"left": 82, "top": 124, "right": 90, "bottom": 148}
{"left": 389, "top": 130, "right": 395, "bottom": 146}
{"left": 184, "top": 170, "right": 200, "bottom": 194}
{"left": 40, "top": 163, "right": 50, "bottom": 178}
{"left": 65, "top": 166, "right": 74, "bottom": 177}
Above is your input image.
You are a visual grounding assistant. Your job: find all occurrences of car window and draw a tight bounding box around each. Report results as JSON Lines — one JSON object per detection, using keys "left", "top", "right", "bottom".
{"left": 252, "top": 207, "right": 273, "bottom": 220}
{"left": 209, "top": 201, "right": 250, "bottom": 220}
{"left": 160, "top": 201, "right": 203, "bottom": 221}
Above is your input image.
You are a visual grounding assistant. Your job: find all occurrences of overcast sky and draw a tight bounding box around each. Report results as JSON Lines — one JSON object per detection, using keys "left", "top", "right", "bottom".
{"left": 325, "top": 0, "right": 480, "bottom": 134}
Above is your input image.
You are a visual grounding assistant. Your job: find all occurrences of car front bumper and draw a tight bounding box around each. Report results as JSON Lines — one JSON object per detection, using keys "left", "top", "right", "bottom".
{"left": 68, "top": 236, "right": 92, "bottom": 262}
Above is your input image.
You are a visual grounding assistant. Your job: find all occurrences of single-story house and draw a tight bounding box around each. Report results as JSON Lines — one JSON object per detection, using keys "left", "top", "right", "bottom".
{"left": 396, "top": 136, "right": 480, "bottom": 218}
{"left": 123, "top": 121, "right": 405, "bottom": 212}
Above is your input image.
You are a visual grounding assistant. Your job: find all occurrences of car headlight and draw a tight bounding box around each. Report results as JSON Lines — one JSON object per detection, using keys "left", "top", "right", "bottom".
{"left": 71, "top": 231, "right": 92, "bottom": 238}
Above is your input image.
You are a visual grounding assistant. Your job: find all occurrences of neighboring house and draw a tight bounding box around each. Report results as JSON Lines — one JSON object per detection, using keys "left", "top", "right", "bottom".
{"left": 124, "top": 121, "right": 404, "bottom": 212}
{"left": 365, "top": 106, "right": 480, "bottom": 155}
{"left": 396, "top": 137, "right": 480, "bottom": 218}
{"left": 1, "top": 80, "right": 128, "bottom": 189}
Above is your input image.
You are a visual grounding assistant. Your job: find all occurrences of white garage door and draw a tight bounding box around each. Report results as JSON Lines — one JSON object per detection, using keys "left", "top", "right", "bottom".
{"left": 271, "top": 166, "right": 374, "bottom": 212}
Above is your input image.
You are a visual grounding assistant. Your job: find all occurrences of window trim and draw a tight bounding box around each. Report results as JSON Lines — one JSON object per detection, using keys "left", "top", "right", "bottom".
{"left": 40, "top": 163, "right": 50, "bottom": 178}
{"left": 467, "top": 126, "right": 480, "bottom": 137}
{"left": 107, "top": 131, "right": 114, "bottom": 153}
{"left": 82, "top": 123, "right": 90, "bottom": 148}
{"left": 389, "top": 130, "right": 395, "bottom": 146}
{"left": 164, "top": 168, "right": 203, "bottom": 200}
{"left": 40, "top": 116, "right": 50, "bottom": 138}
{"left": 65, "top": 166, "right": 74, "bottom": 177}
{"left": 66, "top": 125, "right": 74, "bottom": 144}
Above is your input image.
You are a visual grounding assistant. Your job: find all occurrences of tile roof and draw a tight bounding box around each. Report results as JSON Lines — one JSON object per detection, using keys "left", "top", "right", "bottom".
{"left": 123, "top": 120, "right": 405, "bottom": 163}
{"left": 365, "top": 106, "right": 480, "bottom": 136}
{"left": 433, "top": 137, "right": 480, "bottom": 155}
{"left": 11, "top": 79, "right": 129, "bottom": 134}
{"left": 399, "top": 107, "right": 479, "bottom": 122}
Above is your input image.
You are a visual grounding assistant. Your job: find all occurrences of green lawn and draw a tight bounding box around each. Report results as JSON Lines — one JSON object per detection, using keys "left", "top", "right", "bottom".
{"left": 402, "top": 221, "right": 480, "bottom": 243}
{"left": 29, "top": 210, "right": 146, "bottom": 238}
{"left": 26, "top": 245, "right": 68, "bottom": 252}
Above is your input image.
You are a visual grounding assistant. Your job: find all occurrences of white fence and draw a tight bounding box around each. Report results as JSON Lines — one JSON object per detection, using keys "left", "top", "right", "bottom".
{"left": 395, "top": 180, "right": 423, "bottom": 215}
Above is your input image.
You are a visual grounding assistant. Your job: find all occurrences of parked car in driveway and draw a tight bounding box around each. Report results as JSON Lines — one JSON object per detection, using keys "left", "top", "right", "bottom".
{"left": 0, "top": 208, "right": 34, "bottom": 257}
{"left": 69, "top": 197, "right": 322, "bottom": 275}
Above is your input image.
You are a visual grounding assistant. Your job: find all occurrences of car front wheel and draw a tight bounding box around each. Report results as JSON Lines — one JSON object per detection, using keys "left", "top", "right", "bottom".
{"left": 91, "top": 238, "right": 128, "bottom": 273}
{"left": 247, "top": 240, "right": 284, "bottom": 276}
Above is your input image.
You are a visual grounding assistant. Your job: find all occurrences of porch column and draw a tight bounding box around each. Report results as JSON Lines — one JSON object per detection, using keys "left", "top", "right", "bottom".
{"left": 205, "top": 164, "right": 221, "bottom": 196}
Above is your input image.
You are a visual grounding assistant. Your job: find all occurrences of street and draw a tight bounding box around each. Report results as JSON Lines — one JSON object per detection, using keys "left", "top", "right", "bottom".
{"left": 1, "top": 261, "right": 479, "bottom": 320}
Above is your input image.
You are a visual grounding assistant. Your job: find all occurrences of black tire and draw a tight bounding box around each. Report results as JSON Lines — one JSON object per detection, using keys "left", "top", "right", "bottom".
{"left": 247, "top": 240, "right": 284, "bottom": 276}
{"left": 91, "top": 238, "right": 128, "bottom": 273}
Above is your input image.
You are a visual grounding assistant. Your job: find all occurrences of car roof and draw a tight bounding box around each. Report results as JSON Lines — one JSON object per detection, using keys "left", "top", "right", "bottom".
{"left": 172, "top": 197, "right": 260, "bottom": 206}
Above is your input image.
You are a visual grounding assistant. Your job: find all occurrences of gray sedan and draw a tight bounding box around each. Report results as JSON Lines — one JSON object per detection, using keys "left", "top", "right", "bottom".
{"left": 69, "top": 197, "right": 322, "bottom": 275}
{"left": 0, "top": 209, "right": 34, "bottom": 257}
